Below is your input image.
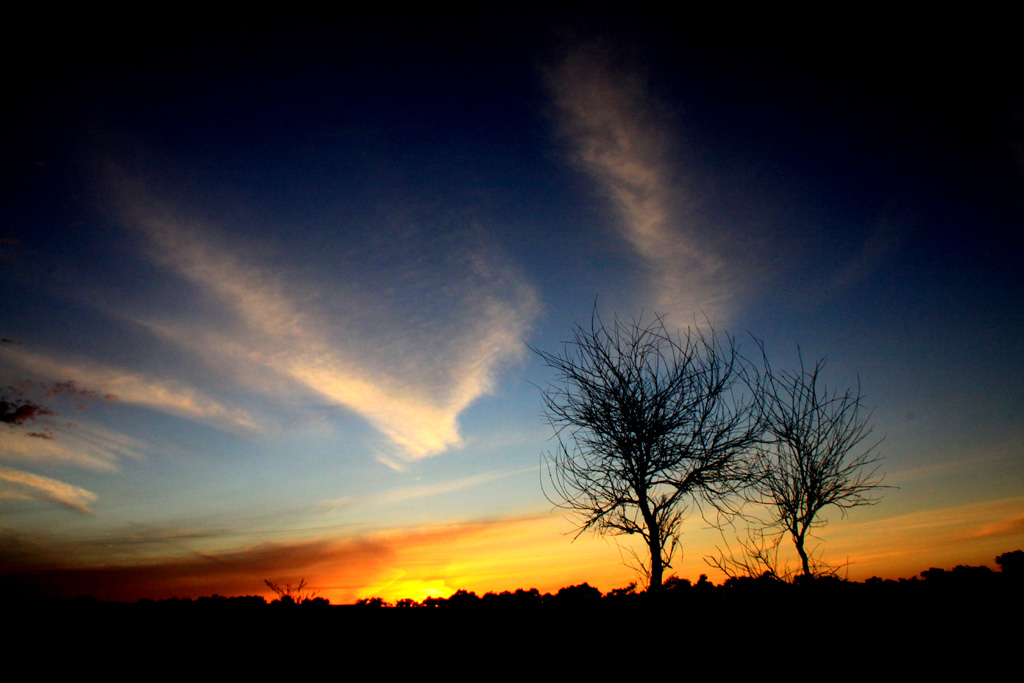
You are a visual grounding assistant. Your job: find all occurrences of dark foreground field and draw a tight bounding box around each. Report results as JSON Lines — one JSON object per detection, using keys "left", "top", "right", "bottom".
{"left": 12, "top": 560, "right": 1020, "bottom": 648}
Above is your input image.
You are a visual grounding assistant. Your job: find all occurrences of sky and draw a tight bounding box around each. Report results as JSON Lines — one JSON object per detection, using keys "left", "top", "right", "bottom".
{"left": 2, "top": 8, "right": 1022, "bottom": 603}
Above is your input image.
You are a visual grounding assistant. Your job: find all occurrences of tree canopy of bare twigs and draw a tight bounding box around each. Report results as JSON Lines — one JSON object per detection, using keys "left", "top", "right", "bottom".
{"left": 533, "top": 311, "right": 757, "bottom": 590}
{"left": 749, "top": 348, "right": 885, "bottom": 578}
{"left": 264, "top": 578, "right": 318, "bottom": 605}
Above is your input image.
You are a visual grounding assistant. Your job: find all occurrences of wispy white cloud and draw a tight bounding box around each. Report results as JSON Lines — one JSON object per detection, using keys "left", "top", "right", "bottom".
{"left": 0, "top": 421, "right": 147, "bottom": 472}
{"left": 545, "top": 40, "right": 739, "bottom": 325}
{"left": 0, "top": 345, "right": 260, "bottom": 432}
{"left": 115, "top": 189, "right": 538, "bottom": 460}
{"left": 365, "top": 468, "right": 528, "bottom": 506}
{"left": 0, "top": 465, "right": 97, "bottom": 514}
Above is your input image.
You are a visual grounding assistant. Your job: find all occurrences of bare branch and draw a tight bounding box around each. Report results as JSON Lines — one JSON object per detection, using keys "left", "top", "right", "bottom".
{"left": 264, "top": 578, "right": 318, "bottom": 605}
{"left": 534, "top": 309, "right": 757, "bottom": 590}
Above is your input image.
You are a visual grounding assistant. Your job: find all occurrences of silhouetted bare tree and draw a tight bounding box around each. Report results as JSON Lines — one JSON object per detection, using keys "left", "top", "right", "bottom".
{"left": 533, "top": 311, "right": 757, "bottom": 590}
{"left": 264, "top": 578, "right": 319, "bottom": 605}
{"left": 708, "top": 525, "right": 788, "bottom": 582}
{"left": 751, "top": 349, "right": 885, "bottom": 578}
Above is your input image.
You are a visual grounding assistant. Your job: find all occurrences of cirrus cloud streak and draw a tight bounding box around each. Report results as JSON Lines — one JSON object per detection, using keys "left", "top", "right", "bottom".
{"left": 0, "top": 466, "right": 97, "bottom": 514}
{"left": 116, "top": 188, "right": 538, "bottom": 459}
{"left": 545, "top": 40, "right": 740, "bottom": 325}
{"left": 0, "top": 345, "right": 260, "bottom": 433}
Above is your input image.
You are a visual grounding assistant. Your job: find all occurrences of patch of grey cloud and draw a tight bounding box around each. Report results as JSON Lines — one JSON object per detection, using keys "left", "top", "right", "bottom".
{"left": 543, "top": 37, "right": 746, "bottom": 328}
{"left": 816, "top": 209, "right": 905, "bottom": 305}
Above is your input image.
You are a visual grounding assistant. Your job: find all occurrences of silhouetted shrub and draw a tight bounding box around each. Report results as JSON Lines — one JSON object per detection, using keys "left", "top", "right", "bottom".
{"left": 662, "top": 576, "right": 691, "bottom": 592}
{"left": 554, "top": 583, "right": 602, "bottom": 604}
{"left": 355, "top": 597, "right": 390, "bottom": 608}
{"left": 421, "top": 596, "right": 447, "bottom": 608}
{"left": 447, "top": 589, "right": 480, "bottom": 607}
{"left": 997, "top": 550, "right": 1024, "bottom": 577}
{"left": 605, "top": 582, "right": 638, "bottom": 599}
{"left": 301, "top": 596, "right": 330, "bottom": 607}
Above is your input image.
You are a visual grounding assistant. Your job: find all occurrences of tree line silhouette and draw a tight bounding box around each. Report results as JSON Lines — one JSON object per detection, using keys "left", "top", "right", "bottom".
{"left": 28, "top": 549, "right": 1019, "bottom": 610}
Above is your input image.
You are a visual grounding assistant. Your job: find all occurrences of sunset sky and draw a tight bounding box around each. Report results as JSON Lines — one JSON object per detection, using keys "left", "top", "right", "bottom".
{"left": 2, "top": 8, "right": 1021, "bottom": 604}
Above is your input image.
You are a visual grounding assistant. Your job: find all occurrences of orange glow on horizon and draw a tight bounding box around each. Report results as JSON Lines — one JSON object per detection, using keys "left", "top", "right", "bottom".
{"left": 319, "top": 514, "right": 642, "bottom": 605}
{"left": 11, "top": 497, "right": 1020, "bottom": 605}
{"left": 316, "top": 496, "right": 1024, "bottom": 604}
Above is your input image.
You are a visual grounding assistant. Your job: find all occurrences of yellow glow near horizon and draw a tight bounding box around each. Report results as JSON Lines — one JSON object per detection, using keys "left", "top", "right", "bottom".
{"left": 311, "top": 495, "right": 1024, "bottom": 604}
{"left": 13, "top": 495, "right": 1019, "bottom": 604}
{"left": 323, "top": 515, "right": 641, "bottom": 605}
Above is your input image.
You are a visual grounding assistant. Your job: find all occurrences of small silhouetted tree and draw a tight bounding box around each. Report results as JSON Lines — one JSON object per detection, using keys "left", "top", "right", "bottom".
{"left": 265, "top": 578, "right": 320, "bottom": 605}
{"left": 751, "top": 349, "right": 885, "bottom": 578}
{"left": 709, "top": 525, "right": 788, "bottom": 582}
{"left": 533, "top": 311, "right": 757, "bottom": 590}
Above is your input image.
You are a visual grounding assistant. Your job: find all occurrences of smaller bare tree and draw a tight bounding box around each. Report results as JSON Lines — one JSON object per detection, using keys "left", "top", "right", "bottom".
{"left": 264, "top": 578, "right": 318, "bottom": 605}
{"left": 750, "top": 348, "right": 885, "bottom": 579}
{"left": 709, "top": 525, "right": 787, "bottom": 581}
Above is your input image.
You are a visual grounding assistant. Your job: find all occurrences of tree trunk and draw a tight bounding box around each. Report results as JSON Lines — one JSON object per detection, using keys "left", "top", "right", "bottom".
{"left": 640, "top": 496, "right": 664, "bottom": 591}
{"left": 795, "top": 528, "right": 811, "bottom": 578}
{"left": 648, "top": 535, "right": 664, "bottom": 590}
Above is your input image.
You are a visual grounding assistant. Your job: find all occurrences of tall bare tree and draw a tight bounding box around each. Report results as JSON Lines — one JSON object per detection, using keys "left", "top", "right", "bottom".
{"left": 533, "top": 311, "right": 757, "bottom": 591}
{"left": 752, "top": 349, "right": 885, "bottom": 578}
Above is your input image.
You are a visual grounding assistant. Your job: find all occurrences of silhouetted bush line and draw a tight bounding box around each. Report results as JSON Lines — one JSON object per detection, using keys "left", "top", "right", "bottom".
{"left": 16, "top": 550, "right": 1019, "bottom": 613}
